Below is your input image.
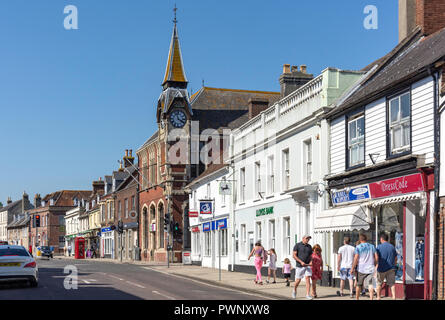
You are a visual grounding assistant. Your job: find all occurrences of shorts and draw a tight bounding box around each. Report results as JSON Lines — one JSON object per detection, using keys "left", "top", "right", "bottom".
{"left": 295, "top": 266, "right": 312, "bottom": 280}
{"left": 357, "top": 272, "right": 373, "bottom": 287}
{"left": 377, "top": 269, "right": 396, "bottom": 287}
{"left": 284, "top": 273, "right": 291, "bottom": 279}
{"left": 340, "top": 268, "right": 354, "bottom": 281}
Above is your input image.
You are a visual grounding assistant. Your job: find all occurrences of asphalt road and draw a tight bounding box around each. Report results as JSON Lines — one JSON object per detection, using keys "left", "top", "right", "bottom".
{"left": 0, "top": 258, "right": 271, "bottom": 300}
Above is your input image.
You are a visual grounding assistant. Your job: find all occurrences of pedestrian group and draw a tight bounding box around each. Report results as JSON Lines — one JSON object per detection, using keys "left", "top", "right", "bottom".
{"left": 248, "top": 232, "right": 398, "bottom": 300}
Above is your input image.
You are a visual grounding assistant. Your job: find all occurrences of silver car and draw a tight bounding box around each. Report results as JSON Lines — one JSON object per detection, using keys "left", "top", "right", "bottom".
{"left": 0, "top": 245, "right": 39, "bottom": 287}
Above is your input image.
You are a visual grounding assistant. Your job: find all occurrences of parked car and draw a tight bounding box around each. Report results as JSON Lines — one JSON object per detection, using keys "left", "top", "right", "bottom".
{"left": 0, "top": 245, "right": 38, "bottom": 287}
{"left": 39, "top": 246, "right": 53, "bottom": 259}
{"left": 0, "top": 241, "right": 8, "bottom": 246}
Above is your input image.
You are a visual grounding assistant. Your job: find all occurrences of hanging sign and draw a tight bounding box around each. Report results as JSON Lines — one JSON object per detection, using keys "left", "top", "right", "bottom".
{"left": 219, "top": 181, "right": 232, "bottom": 195}
{"left": 189, "top": 211, "right": 199, "bottom": 218}
{"left": 369, "top": 173, "right": 424, "bottom": 199}
{"left": 200, "top": 201, "right": 213, "bottom": 215}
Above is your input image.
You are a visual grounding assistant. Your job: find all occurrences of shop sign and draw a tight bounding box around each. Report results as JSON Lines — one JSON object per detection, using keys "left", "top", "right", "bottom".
{"left": 203, "top": 222, "right": 211, "bottom": 232}
{"left": 191, "top": 226, "right": 200, "bottom": 233}
{"left": 369, "top": 173, "right": 424, "bottom": 199}
{"left": 101, "top": 227, "right": 111, "bottom": 233}
{"left": 200, "top": 201, "right": 213, "bottom": 215}
{"left": 256, "top": 206, "right": 274, "bottom": 217}
{"left": 216, "top": 219, "right": 227, "bottom": 230}
{"left": 331, "top": 185, "right": 370, "bottom": 206}
{"left": 189, "top": 211, "right": 198, "bottom": 218}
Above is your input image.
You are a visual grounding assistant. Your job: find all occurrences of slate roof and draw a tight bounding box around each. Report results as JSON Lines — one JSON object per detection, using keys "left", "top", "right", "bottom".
{"left": 190, "top": 87, "right": 280, "bottom": 132}
{"left": 186, "top": 163, "right": 229, "bottom": 189}
{"left": 0, "top": 200, "right": 21, "bottom": 213}
{"left": 137, "top": 131, "right": 158, "bottom": 153}
{"left": 42, "top": 190, "right": 92, "bottom": 207}
{"left": 329, "top": 26, "right": 445, "bottom": 117}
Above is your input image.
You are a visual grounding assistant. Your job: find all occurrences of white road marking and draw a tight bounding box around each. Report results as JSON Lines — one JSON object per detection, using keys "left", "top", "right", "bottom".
{"left": 152, "top": 290, "right": 175, "bottom": 300}
{"left": 142, "top": 266, "right": 276, "bottom": 300}
{"left": 126, "top": 281, "right": 146, "bottom": 289}
{"left": 108, "top": 274, "right": 124, "bottom": 281}
{"left": 82, "top": 280, "right": 91, "bottom": 284}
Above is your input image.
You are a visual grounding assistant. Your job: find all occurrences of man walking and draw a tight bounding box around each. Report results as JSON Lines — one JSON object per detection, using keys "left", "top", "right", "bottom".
{"left": 376, "top": 233, "right": 397, "bottom": 300}
{"left": 351, "top": 233, "right": 378, "bottom": 300}
{"left": 291, "top": 235, "right": 313, "bottom": 300}
{"left": 336, "top": 236, "right": 355, "bottom": 298}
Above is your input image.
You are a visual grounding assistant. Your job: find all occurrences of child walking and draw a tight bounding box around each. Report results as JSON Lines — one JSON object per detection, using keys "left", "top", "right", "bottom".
{"left": 266, "top": 249, "right": 277, "bottom": 284}
{"left": 283, "top": 258, "right": 293, "bottom": 287}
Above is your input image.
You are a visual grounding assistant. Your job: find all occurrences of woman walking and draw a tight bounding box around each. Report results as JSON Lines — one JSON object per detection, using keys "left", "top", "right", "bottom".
{"left": 310, "top": 244, "right": 323, "bottom": 298}
{"left": 248, "top": 242, "right": 266, "bottom": 285}
{"left": 266, "top": 248, "right": 277, "bottom": 284}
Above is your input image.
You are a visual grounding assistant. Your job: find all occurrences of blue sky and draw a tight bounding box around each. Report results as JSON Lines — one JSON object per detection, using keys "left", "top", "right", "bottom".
{"left": 0, "top": 0, "right": 398, "bottom": 204}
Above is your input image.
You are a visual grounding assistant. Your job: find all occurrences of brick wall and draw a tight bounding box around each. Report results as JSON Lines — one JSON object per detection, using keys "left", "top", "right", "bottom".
{"left": 416, "top": 0, "right": 445, "bottom": 36}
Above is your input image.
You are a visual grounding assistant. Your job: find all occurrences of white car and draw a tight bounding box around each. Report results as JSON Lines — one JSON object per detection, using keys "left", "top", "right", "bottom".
{"left": 0, "top": 245, "right": 38, "bottom": 287}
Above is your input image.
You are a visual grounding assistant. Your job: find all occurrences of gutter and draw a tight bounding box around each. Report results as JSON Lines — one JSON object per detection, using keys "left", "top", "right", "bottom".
{"left": 431, "top": 67, "right": 440, "bottom": 300}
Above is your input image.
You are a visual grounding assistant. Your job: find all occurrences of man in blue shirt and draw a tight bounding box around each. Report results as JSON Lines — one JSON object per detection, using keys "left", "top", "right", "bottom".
{"left": 376, "top": 233, "right": 397, "bottom": 300}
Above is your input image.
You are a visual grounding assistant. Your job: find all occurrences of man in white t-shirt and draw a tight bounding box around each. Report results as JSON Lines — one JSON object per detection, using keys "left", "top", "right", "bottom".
{"left": 336, "top": 236, "right": 355, "bottom": 298}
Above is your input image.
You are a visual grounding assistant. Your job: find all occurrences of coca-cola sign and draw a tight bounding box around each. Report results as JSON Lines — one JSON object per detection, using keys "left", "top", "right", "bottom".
{"left": 369, "top": 173, "right": 424, "bottom": 199}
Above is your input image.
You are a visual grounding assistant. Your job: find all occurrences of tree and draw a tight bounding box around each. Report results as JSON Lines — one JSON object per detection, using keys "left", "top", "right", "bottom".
{"left": 0, "top": 202, "right": 3, "bottom": 208}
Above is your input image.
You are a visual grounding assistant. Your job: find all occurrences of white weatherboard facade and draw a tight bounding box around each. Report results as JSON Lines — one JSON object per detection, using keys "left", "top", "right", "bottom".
{"left": 64, "top": 207, "right": 81, "bottom": 256}
{"left": 188, "top": 166, "right": 230, "bottom": 270}
{"left": 229, "top": 68, "right": 364, "bottom": 273}
{"left": 326, "top": 74, "right": 438, "bottom": 297}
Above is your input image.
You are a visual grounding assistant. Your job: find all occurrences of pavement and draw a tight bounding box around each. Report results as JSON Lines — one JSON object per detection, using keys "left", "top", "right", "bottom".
{"left": 55, "top": 256, "right": 397, "bottom": 300}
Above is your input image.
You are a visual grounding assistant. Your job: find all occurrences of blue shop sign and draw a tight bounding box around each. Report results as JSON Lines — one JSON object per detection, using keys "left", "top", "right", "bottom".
{"left": 203, "top": 222, "right": 211, "bottom": 232}
{"left": 101, "top": 227, "right": 112, "bottom": 233}
{"left": 216, "top": 219, "right": 227, "bottom": 230}
{"left": 331, "top": 185, "right": 370, "bottom": 205}
{"left": 200, "top": 201, "right": 213, "bottom": 215}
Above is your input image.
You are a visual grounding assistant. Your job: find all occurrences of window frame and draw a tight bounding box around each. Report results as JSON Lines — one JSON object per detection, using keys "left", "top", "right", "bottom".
{"left": 345, "top": 108, "right": 366, "bottom": 171}
{"left": 282, "top": 148, "right": 290, "bottom": 191}
{"left": 386, "top": 89, "right": 412, "bottom": 159}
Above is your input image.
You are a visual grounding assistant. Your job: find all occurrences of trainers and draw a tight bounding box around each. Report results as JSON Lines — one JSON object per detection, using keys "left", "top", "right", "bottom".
{"left": 286, "top": 282, "right": 290, "bottom": 287}
{"left": 292, "top": 291, "right": 296, "bottom": 299}
{"left": 306, "top": 295, "right": 313, "bottom": 300}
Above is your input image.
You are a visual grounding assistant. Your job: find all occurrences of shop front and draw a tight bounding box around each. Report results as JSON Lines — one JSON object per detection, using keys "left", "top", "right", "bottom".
{"left": 100, "top": 227, "right": 115, "bottom": 259}
{"left": 200, "top": 216, "right": 230, "bottom": 270}
{"left": 319, "top": 171, "right": 434, "bottom": 299}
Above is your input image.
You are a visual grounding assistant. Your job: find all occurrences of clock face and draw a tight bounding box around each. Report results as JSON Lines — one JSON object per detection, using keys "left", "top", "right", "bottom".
{"left": 169, "top": 110, "right": 187, "bottom": 128}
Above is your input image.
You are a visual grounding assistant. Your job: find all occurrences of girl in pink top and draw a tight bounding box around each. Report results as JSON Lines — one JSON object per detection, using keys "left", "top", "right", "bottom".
{"left": 311, "top": 244, "right": 323, "bottom": 298}
{"left": 283, "top": 258, "right": 293, "bottom": 286}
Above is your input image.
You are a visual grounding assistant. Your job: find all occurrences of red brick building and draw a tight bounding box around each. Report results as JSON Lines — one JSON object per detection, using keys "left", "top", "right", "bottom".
{"left": 29, "top": 190, "right": 91, "bottom": 255}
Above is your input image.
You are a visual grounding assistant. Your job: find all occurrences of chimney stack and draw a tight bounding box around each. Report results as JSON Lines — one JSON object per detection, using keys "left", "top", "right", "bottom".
{"left": 92, "top": 178, "right": 105, "bottom": 195}
{"left": 34, "top": 194, "right": 42, "bottom": 208}
{"left": 22, "top": 191, "right": 29, "bottom": 212}
{"left": 399, "top": 0, "right": 445, "bottom": 42}
{"left": 279, "top": 64, "right": 314, "bottom": 98}
{"left": 7, "top": 197, "right": 12, "bottom": 205}
{"left": 248, "top": 98, "right": 270, "bottom": 120}
{"left": 123, "top": 149, "right": 135, "bottom": 168}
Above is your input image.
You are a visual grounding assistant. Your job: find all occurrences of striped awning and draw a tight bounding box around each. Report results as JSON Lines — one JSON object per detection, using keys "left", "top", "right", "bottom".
{"left": 314, "top": 204, "right": 370, "bottom": 233}
{"left": 368, "top": 192, "right": 426, "bottom": 208}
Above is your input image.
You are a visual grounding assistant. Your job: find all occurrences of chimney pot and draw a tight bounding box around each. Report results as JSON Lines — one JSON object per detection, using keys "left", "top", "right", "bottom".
{"left": 283, "top": 64, "right": 291, "bottom": 74}
{"left": 125, "top": 149, "right": 129, "bottom": 157}
{"left": 291, "top": 65, "right": 299, "bottom": 73}
{"left": 300, "top": 65, "right": 307, "bottom": 74}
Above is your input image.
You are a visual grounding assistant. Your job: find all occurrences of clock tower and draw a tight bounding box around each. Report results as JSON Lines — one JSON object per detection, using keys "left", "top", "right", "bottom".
{"left": 156, "top": 10, "right": 193, "bottom": 256}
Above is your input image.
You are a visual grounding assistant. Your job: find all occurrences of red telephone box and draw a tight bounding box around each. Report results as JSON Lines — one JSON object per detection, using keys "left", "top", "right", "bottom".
{"left": 75, "top": 237, "right": 85, "bottom": 259}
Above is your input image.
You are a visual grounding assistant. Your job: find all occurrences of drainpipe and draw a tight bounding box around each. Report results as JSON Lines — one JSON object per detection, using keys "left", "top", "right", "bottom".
{"left": 431, "top": 67, "right": 440, "bottom": 300}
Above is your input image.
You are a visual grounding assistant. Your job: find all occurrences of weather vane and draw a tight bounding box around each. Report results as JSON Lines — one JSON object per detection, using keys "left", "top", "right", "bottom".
{"left": 173, "top": 4, "right": 178, "bottom": 25}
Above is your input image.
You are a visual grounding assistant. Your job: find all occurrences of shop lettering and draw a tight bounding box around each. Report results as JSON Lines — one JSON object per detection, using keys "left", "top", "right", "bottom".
{"left": 380, "top": 177, "right": 408, "bottom": 192}
{"left": 256, "top": 207, "right": 274, "bottom": 217}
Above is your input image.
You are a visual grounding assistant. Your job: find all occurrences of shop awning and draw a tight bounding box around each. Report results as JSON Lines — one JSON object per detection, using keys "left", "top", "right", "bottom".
{"left": 368, "top": 192, "right": 425, "bottom": 208}
{"left": 314, "top": 205, "right": 370, "bottom": 233}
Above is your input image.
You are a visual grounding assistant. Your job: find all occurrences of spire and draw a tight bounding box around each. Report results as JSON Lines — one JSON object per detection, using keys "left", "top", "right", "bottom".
{"left": 162, "top": 5, "right": 187, "bottom": 89}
